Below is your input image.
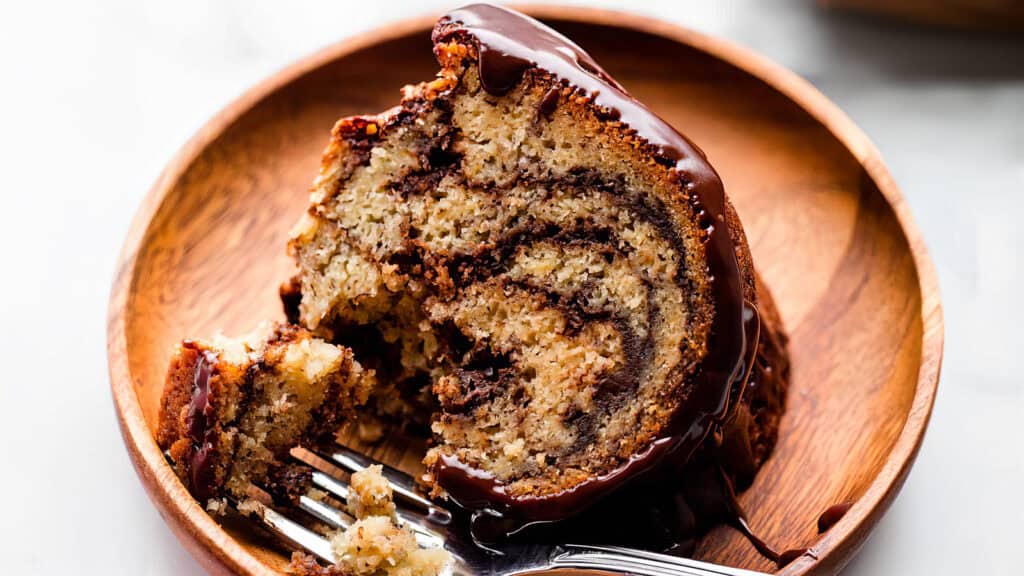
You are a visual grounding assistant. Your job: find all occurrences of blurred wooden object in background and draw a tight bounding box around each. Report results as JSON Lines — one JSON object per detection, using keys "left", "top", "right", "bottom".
{"left": 820, "top": 0, "right": 1024, "bottom": 30}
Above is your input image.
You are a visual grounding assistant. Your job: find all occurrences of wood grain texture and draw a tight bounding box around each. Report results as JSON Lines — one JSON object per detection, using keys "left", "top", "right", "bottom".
{"left": 107, "top": 6, "right": 943, "bottom": 575}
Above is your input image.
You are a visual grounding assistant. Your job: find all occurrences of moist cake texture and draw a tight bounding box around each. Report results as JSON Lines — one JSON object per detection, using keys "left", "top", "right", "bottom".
{"left": 158, "top": 322, "right": 375, "bottom": 503}
{"left": 286, "top": 2, "right": 789, "bottom": 529}
{"left": 288, "top": 466, "right": 450, "bottom": 576}
{"left": 347, "top": 464, "right": 398, "bottom": 519}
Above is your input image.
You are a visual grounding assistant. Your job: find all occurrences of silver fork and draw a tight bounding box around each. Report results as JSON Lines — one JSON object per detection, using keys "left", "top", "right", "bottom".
{"left": 235, "top": 444, "right": 770, "bottom": 576}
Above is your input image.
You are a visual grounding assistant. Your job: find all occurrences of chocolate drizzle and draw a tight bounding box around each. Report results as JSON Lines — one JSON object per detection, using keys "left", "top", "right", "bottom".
{"left": 720, "top": 465, "right": 828, "bottom": 569}
{"left": 818, "top": 501, "right": 852, "bottom": 533}
{"left": 431, "top": 3, "right": 750, "bottom": 532}
{"left": 183, "top": 345, "right": 219, "bottom": 500}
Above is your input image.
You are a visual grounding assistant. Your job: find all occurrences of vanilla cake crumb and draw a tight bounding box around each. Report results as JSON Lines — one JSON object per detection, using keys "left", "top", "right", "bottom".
{"left": 290, "top": 465, "right": 449, "bottom": 576}
{"left": 330, "top": 516, "right": 448, "bottom": 576}
{"left": 348, "top": 465, "right": 397, "bottom": 519}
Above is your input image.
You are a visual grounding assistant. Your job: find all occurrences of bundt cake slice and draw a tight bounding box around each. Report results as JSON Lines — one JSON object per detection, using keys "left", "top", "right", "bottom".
{"left": 287, "top": 3, "right": 788, "bottom": 528}
{"left": 157, "top": 323, "right": 375, "bottom": 503}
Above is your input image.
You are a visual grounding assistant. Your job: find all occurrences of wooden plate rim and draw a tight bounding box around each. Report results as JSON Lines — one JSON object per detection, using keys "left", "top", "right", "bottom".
{"left": 106, "top": 6, "right": 944, "bottom": 575}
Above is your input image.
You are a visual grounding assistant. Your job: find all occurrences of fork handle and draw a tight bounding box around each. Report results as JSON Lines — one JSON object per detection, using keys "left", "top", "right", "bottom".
{"left": 547, "top": 544, "right": 771, "bottom": 576}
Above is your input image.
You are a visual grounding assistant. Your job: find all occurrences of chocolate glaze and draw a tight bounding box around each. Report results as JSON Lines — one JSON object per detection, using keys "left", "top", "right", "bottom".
{"left": 434, "top": 4, "right": 719, "bottom": 173}
{"left": 734, "top": 516, "right": 783, "bottom": 565}
{"left": 720, "top": 466, "right": 788, "bottom": 565}
{"left": 720, "top": 464, "right": 817, "bottom": 569}
{"left": 432, "top": 3, "right": 749, "bottom": 531}
{"left": 778, "top": 548, "right": 812, "bottom": 568}
{"left": 730, "top": 500, "right": 850, "bottom": 568}
{"left": 818, "top": 501, "right": 852, "bottom": 533}
{"left": 183, "top": 346, "right": 219, "bottom": 501}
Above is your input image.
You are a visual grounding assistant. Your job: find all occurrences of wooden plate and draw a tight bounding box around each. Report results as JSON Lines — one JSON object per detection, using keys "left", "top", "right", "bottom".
{"left": 107, "top": 6, "right": 943, "bottom": 575}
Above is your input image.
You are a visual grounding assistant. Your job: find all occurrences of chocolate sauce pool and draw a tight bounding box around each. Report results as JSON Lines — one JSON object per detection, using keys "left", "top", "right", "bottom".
{"left": 431, "top": 2, "right": 750, "bottom": 535}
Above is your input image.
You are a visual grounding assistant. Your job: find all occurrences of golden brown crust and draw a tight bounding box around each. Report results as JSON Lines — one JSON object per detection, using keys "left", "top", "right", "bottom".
{"left": 156, "top": 343, "right": 200, "bottom": 450}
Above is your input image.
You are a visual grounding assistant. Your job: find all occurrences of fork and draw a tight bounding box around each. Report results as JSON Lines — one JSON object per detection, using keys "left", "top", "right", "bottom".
{"left": 234, "top": 444, "right": 770, "bottom": 576}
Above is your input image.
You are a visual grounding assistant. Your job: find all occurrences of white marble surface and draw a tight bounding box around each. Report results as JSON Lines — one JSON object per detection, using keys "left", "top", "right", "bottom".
{"left": 1, "top": 1, "right": 1021, "bottom": 574}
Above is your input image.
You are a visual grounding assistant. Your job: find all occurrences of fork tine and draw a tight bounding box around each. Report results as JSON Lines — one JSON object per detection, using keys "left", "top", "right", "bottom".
{"left": 242, "top": 495, "right": 465, "bottom": 576}
{"left": 250, "top": 490, "right": 450, "bottom": 564}
{"left": 554, "top": 545, "right": 772, "bottom": 576}
{"left": 236, "top": 454, "right": 760, "bottom": 576}
{"left": 310, "top": 469, "right": 350, "bottom": 501}
{"left": 298, "top": 493, "right": 353, "bottom": 530}
{"left": 304, "top": 459, "right": 450, "bottom": 547}
{"left": 236, "top": 499, "right": 336, "bottom": 563}
{"left": 396, "top": 509, "right": 448, "bottom": 548}
{"left": 328, "top": 445, "right": 444, "bottom": 517}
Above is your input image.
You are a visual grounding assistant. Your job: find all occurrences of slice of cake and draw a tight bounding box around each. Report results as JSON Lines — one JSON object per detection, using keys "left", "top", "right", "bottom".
{"left": 157, "top": 323, "right": 375, "bottom": 503}
{"left": 285, "top": 3, "right": 788, "bottom": 535}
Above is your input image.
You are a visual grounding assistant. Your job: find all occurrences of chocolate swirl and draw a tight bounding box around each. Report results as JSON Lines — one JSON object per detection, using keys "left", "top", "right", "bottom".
{"left": 430, "top": 4, "right": 751, "bottom": 529}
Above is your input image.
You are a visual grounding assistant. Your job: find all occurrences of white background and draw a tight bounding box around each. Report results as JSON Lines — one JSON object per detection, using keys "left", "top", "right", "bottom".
{"left": 1, "top": 1, "right": 1021, "bottom": 574}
